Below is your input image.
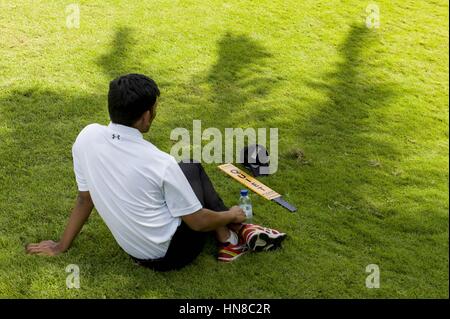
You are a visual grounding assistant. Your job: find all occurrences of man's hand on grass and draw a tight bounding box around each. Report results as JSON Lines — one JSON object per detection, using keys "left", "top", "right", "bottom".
{"left": 25, "top": 191, "right": 94, "bottom": 257}
{"left": 26, "top": 240, "right": 64, "bottom": 256}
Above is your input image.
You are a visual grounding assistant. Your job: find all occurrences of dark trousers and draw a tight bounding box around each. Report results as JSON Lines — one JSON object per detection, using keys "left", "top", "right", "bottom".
{"left": 132, "top": 161, "right": 228, "bottom": 271}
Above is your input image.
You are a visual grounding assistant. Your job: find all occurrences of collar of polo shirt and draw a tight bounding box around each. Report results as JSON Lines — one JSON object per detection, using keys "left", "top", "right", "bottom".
{"left": 108, "top": 122, "right": 143, "bottom": 140}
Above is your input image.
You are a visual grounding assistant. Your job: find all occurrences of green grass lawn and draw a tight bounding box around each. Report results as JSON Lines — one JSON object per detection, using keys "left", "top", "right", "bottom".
{"left": 0, "top": 0, "right": 448, "bottom": 298}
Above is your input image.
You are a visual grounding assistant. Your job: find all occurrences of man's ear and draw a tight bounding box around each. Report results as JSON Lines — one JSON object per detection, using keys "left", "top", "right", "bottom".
{"left": 139, "top": 109, "right": 150, "bottom": 123}
{"left": 150, "top": 103, "right": 157, "bottom": 118}
{"left": 150, "top": 100, "right": 158, "bottom": 119}
{"left": 134, "top": 110, "right": 149, "bottom": 127}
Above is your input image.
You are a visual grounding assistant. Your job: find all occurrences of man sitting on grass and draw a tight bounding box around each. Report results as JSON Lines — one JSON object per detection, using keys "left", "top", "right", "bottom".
{"left": 26, "top": 74, "right": 287, "bottom": 271}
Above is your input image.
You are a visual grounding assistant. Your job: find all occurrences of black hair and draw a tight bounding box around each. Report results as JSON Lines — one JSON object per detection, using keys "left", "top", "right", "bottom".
{"left": 108, "top": 73, "right": 160, "bottom": 126}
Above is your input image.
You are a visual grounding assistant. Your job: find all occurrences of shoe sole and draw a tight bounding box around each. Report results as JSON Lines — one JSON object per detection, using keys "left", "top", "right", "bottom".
{"left": 248, "top": 232, "right": 287, "bottom": 252}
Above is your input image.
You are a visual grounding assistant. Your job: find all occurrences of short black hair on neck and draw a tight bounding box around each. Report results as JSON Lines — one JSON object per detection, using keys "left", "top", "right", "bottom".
{"left": 108, "top": 73, "right": 160, "bottom": 127}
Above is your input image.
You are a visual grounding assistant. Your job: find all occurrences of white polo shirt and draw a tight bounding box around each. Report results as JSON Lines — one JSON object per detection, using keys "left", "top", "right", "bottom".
{"left": 72, "top": 122, "right": 203, "bottom": 260}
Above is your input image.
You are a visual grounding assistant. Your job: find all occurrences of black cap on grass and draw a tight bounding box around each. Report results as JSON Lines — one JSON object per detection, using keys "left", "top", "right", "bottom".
{"left": 239, "top": 144, "right": 270, "bottom": 177}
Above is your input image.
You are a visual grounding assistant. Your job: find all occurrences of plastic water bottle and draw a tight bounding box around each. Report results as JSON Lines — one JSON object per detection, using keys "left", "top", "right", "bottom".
{"left": 239, "top": 189, "right": 253, "bottom": 222}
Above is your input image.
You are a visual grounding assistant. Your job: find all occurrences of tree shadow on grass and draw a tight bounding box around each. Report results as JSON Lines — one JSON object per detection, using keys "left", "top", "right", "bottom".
{"left": 293, "top": 27, "right": 446, "bottom": 282}
{"left": 171, "top": 32, "right": 280, "bottom": 129}
{"left": 96, "top": 26, "right": 141, "bottom": 80}
{"left": 205, "top": 32, "right": 277, "bottom": 121}
{"left": 294, "top": 24, "right": 400, "bottom": 252}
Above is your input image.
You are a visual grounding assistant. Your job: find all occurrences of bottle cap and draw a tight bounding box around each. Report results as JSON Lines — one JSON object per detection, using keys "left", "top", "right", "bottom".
{"left": 240, "top": 189, "right": 248, "bottom": 196}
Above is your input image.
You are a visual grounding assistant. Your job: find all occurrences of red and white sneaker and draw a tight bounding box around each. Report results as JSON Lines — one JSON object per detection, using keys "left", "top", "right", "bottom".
{"left": 217, "top": 243, "right": 249, "bottom": 262}
{"left": 239, "top": 224, "right": 287, "bottom": 252}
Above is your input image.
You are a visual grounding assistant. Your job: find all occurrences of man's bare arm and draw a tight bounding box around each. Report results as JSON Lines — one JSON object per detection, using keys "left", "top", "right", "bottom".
{"left": 182, "top": 206, "right": 246, "bottom": 232}
{"left": 26, "top": 191, "right": 94, "bottom": 256}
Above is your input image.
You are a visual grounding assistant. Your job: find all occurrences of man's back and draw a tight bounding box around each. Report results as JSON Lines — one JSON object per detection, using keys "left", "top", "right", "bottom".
{"left": 72, "top": 122, "right": 202, "bottom": 259}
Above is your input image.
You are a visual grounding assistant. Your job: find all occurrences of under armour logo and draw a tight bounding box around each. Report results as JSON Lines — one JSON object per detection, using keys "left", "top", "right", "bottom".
{"left": 112, "top": 134, "right": 120, "bottom": 140}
